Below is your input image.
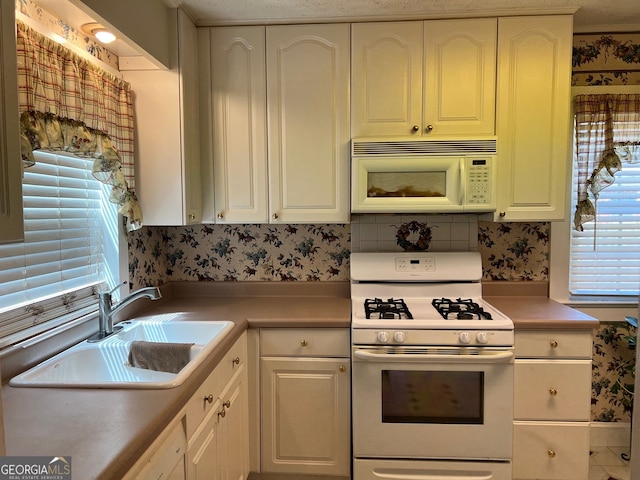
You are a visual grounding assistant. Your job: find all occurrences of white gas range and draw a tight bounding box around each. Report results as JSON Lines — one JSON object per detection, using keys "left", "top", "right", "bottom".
{"left": 350, "top": 252, "right": 515, "bottom": 480}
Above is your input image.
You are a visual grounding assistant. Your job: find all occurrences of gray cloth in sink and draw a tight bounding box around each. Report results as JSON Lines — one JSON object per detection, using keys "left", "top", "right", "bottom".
{"left": 128, "top": 340, "right": 195, "bottom": 374}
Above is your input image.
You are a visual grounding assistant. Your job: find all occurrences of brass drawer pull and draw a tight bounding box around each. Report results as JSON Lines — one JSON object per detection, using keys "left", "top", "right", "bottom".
{"left": 300, "top": 340, "right": 308, "bottom": 347}
{"left": 550, "top": 340, "right": 558, "bottom": 348}
{"left": 547, "top": 449, "right": 556, "bottom": 458}
{"left": 232, "top": 356, "right": 240, "bottom": 365}
{"left": 205, "top": 394, "right": 214, "bottom": 404}
{"left": 549, "top": 388, "right": 558, "bottom": 396}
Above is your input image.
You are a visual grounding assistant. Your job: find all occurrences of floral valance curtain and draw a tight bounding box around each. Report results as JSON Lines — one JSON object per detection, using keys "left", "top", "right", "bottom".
{"left": 15, "top": 20, "right": 142, "bottom": 230}
{"left": 573, "top": 94, "right": 640, "bottom": 232}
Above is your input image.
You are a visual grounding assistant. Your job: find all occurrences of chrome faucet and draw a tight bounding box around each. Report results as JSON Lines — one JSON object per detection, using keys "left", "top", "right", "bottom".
{"left": 88, "top": 284, "right": 162, "bottom": 342}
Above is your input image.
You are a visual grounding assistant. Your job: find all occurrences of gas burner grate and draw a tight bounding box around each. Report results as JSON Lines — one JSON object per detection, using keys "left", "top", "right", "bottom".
{"left": 365, "top": 298, "right": 413, "bottom": 320}
{"left": 432, "top": 297, "right": 493, "bottom": 320}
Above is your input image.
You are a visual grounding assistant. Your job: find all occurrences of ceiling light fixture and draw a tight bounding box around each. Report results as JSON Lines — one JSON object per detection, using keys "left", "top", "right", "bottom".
{"left": 81, "top": 22, "right": 116, "bottom": 44}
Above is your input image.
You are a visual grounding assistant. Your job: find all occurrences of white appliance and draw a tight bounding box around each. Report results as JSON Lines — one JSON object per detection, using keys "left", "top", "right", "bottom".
{"left": 351, "top": 251, "right": 514, "bottom": 480}
{"left": 351, "top": 138, "right": 497, "bottom": 214}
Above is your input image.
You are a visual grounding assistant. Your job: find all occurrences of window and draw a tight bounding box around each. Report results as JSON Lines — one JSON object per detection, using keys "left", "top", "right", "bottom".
{"left": 0, "top": 150, "right": 119, "bottom": 347}
{"left": 550, "top": 87, "right": 640, "bottom": 304}
{"left": 569, "top": 161, "right": 640, "bottom": 297}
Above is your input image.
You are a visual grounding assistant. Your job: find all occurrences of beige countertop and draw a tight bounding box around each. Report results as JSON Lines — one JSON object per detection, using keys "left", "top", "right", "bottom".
{"left": 485, "top": 296, "right": 599, "bottom": 329}
{"left": 1, "top": 280, "right": 598, "bottom": 479}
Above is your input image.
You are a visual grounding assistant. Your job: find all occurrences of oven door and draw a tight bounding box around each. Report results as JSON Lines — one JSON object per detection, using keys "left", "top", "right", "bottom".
{"left": 352, "top": 346, "right": 514, "bottom": 460}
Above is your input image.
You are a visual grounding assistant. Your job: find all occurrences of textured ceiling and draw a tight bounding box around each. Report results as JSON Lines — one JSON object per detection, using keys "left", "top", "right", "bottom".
{"left": 174, "top": 0, "right": 640, "bottom": 31}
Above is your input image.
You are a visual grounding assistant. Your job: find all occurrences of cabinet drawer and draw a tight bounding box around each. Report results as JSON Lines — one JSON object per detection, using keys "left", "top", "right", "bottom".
{"left": 515, "top": 330, "right": 592, "bottom": 358}
{"left": 514, "top": 360, "right": 591, "bottom": 421}
{"left": 261, "top": 328, "right": 350, "bottom": 357}
{"left": 513, "top": 421, "right": 589, "bottom": 479}
{"left": 217, "top": 331, "right": 247, "bottom": 388}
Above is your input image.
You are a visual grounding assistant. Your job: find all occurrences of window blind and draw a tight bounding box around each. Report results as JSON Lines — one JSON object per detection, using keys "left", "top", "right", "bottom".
{"left": 0, "top": 150, "right": 116, "bottom": 346}
{"left": 569, "top": 158, "right": 640, "bottom": 297}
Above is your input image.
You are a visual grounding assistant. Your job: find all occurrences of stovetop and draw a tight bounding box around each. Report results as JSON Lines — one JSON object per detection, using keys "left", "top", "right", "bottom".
{"left": 350, "top": 252, "right": 514, "bottom": 346}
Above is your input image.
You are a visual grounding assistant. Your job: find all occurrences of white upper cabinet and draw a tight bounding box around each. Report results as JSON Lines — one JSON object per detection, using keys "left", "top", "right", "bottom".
{"left": 204, "top": 24, "right": 350, "bottom": 224}
{"left": 351, "top": 19, "right": 497, "bottom": 138}
{"left": 0, "top": 1, "right": 23, "bottom": 244}
{"left": 123, "top": 8, "right": 201, "bottom": 226}
{"left": 495, "top": 15, "right": 573, "bottom": 221}
{"left": 207, "top": 26, "right": 268, "bottom": 224}
{"left": 266, "top": 24, "right": 351, "bottom": 223}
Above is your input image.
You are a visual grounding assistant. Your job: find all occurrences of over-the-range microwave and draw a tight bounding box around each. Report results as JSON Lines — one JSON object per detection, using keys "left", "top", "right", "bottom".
{"left": 351, "top": 137, "right": 497, "bottom": 214}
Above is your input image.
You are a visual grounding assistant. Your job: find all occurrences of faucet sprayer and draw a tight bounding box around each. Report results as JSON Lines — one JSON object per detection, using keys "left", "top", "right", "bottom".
{"left": 88, "top": 283, "right": 162, "bottom": 342}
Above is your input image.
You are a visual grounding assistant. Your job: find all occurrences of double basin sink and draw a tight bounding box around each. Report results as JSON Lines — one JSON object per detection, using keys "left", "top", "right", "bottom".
{"left": 10, "top": 314, "right": 234, "bottom": 389}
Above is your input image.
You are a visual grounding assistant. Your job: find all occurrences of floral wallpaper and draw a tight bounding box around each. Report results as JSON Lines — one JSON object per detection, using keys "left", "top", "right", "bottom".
{"left": 478, "top": 221, "right": 550, "bottom": 281}
{"left": 592, "top": 322, "right": 636, "bottom": 423}
{"left": 128, "top": 224, "right": 351, "bottom": 288}
{"left": 572, "top": 32, "right": 640, "bottom": 86}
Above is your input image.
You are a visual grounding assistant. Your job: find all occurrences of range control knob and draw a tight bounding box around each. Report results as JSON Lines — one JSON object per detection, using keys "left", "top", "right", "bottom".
{"left": 476, "top": 332, "right": 489, "bottom": 344}
{"left": 377, "top": 331, "right": 390, "bottom": 344}
{"left": 459, "top": 332, "right": 472, "bottom": 344}
{"left": 393, "top": 331, "right": 406, "bottom": 343}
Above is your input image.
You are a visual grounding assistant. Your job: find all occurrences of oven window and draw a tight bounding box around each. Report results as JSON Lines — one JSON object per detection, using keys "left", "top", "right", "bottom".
{"left": 381, "top": 370, "right": 484, "bottom": 424}
{"left": 367, "top": 172, "right": 446, "bottom": 198}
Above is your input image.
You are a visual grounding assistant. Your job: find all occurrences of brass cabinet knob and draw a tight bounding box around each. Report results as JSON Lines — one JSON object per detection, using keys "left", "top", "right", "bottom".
{"left": 218, "top": 400, "right": 231, "bottom": 418}
{"left": 272, "top": 213, "right": 279, "bottom": 219}
{"left": 232, "top": 356, "right": 240, "bottom": 365}
{"left": 189, "top": 213, "right": 196, "bottom": 220}
{"left": 217, "top": 212, "right": 224, "bottom": 219}
{"left": 411, "top": 125, "right": 420, "bottom": 132}
{"left": 547, "top": 449, "right": 556, "bottom": 458}
{"left": 204, "top": 394, "right": 214, "bottom": 404}
{"left": 499, "top": 211, "right": 506, "bottom": 217}
{"left": 549, "top": 388, "right": 558, "bottom": 396}
{"left": 550, "top": 340, "right": 558, "bottom": 348}
{"left": 339, "top": 365, "right": 346, "bottom": 373}
{"left": 425, "top": 124, "right": 434, "bottom": 133}
{"left": 300, "top": 340, "right": 308, "bottom": 347}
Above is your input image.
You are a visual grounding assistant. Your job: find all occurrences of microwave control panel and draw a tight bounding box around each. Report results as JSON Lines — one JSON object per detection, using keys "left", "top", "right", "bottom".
{"left": 464, "top": 157, "right": 494, "bottom": 208}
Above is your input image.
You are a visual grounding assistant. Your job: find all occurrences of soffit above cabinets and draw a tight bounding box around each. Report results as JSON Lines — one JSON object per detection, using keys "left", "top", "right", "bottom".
{"left": 175, "top": 0, "right": 639, "bottom": 31}
{"left": 33, "top": 0, "right": 139, "bottom": 58}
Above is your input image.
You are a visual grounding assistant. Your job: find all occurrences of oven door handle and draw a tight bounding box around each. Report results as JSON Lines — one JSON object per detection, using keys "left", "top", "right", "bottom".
{"left": 353, "top": 349, "right": 513, "bottom": 363}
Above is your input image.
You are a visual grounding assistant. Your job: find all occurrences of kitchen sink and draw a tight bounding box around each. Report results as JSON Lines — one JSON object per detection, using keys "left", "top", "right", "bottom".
{"left": 9, "top": 318, "right": 234, "bottom": 389}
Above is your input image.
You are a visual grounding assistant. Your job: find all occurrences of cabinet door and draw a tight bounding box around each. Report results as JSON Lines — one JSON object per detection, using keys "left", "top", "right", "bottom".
{"left": 210, "top": 26, "right": 268, "bottom": 223}
{"left": 423, "top": 18, "right": 496, "bottom": 136}
{"left": 219, "top": 366, "right": 249, "bottom": 480}
{"left": 496, "top": 16, "right": 573, "bottom": 221}
{"left": 188, "top": 402, "right": 220, "bottom": 480}
{"left": 0, "top": 0, "right": 23, "bottom": 244}
{"left": 266, "top": 24, "right": 350, "bottom": 223}
{"left": 261, "top": 357, "right": 350, "bottom": 475}
{"left": 124, "top": 9, "right": 201, "bottom": 226}
{"left": 351, "top": 21, "right": 423, "bottom": 137}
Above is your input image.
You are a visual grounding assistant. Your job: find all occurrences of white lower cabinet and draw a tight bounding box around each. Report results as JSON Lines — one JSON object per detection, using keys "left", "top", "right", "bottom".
{"left": 187, "top": 332, "right": 249, "bottom": 480}
{"left": 259, "top": 328, "right": 351, "bottom": 476}
{"left": 513, "top": 330, "right": 593, "bottom": 479}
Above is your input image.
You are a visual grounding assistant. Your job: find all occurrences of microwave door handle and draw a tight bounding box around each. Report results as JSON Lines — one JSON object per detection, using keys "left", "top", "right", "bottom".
{"left": 353, "top": 349, "right": 513, "bottom": 363}
{"left": 459, "top": 157, "right": 467, "bottom": 205}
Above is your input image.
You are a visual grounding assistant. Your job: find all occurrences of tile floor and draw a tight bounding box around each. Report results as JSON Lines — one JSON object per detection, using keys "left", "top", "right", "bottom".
{"left": 589, "top": 446, "right": 631, "bottom": 480}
